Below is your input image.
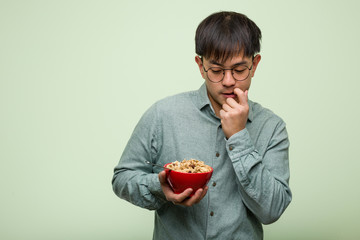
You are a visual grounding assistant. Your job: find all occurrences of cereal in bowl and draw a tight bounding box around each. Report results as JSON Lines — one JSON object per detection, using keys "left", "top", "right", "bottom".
{"left": 167, "top": 159, "right": 211, "bottom": 173}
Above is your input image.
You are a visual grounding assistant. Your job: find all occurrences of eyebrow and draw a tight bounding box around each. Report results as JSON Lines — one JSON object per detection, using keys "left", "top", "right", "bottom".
{"left": 209, "top": 59, "right": 249, "bottom": 67}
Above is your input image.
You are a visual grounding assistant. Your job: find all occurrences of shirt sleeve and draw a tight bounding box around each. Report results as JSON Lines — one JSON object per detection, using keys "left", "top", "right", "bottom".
{"left": 226, "top": 119, "right": 292, "bottom": 224}
{"left": 112, "top": 103, "right": 167, "bottom": 210}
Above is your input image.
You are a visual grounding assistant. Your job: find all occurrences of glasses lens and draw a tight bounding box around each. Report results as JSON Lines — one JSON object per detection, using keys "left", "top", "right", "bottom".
{"left": 232, "top": 66, "right": 250, "bottom": 81}
{"left": 207, "top": 67, "right": 224, "bottom": 82}
{"left": 205, "top": 65, "right": 251, "bottom": 82}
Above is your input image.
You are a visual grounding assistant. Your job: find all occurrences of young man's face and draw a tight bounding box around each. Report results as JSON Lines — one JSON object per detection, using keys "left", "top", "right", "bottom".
{"left": 195, "top": 53, "right": 261, "bottom": 117}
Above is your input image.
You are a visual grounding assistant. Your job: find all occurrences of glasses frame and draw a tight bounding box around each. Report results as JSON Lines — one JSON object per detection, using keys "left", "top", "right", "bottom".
{"left": 201, "top": 57, "right": 254, "bottom": 83}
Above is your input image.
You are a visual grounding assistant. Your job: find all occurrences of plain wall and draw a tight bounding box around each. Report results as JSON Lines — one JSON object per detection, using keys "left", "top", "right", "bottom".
{"left": 1, "top": 0, "right": 360, "bottom": 239}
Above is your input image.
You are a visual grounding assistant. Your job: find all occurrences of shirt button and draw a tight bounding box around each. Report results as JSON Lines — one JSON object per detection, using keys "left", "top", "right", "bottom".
{"left": 215, "top": 152, "right": 220, "bottom": 157}
{"left": 210, "top": 211, "right": 214, "bottom": 216}
{"left": 229, "top": 146, "right": 233, "bottom": 151}
{"left": 212, "top": 182, "right": 216, "bottom": 187}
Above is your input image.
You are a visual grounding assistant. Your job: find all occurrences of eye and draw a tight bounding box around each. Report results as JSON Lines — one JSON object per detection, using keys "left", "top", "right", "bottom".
{"left": 210, "top": 68, "right": 223, "bottom": 74}
{"left": 233, "top": 67, "right": 247, "bottom": 73}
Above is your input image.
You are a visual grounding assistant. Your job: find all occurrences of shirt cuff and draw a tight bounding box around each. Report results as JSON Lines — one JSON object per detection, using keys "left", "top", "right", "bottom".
{"left": 144, "top": 173, "right": 167, "bottom": 206}
{"left": 226, "top": 129, "right": 254, "bottom": 154}
{"left": 225, "top": 128, "right": 261, "bottom": 167}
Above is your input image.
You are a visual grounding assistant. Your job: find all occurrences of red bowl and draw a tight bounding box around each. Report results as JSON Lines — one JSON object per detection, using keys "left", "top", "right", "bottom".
{"left": 164, "top": 163, "right": 213, "bottom": 196}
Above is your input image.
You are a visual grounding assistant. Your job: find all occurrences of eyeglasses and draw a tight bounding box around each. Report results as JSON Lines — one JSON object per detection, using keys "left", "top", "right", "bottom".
{"left": 202, "top": 61, "right": 253, "bottom": 83}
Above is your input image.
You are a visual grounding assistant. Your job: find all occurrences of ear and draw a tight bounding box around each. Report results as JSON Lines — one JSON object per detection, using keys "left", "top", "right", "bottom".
{"left": 195, "top": 56, "right": 205, "bottom": 79}
{"left": 251, "top": 54, "right": 261, "bottom": 77}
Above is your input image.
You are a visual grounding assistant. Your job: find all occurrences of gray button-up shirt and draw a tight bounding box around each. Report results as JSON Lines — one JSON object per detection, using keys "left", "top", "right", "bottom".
{"left": 112, "top": 84, "right": 292, "bottom": 240}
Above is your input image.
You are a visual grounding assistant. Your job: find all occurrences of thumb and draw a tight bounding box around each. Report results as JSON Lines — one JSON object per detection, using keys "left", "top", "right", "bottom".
{"left": 158, "top": 170, "right": 167, "bottom": 184}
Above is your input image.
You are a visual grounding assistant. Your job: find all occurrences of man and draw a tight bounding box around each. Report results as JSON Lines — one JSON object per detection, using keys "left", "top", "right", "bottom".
{"left": 112, "top": 11, "right": 292, "bottom": 240}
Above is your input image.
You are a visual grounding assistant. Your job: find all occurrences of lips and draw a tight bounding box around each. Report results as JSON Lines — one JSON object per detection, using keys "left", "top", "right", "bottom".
{"left": 223, "top": 92, "right": 236, "bottom": 98}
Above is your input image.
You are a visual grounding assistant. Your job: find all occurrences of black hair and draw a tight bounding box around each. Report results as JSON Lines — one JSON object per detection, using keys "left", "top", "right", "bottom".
{"left": 195, "top": 11, "right": 262, "bottom": 62}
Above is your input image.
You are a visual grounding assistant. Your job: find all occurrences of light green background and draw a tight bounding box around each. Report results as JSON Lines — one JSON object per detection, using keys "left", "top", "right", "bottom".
{"left": 1, "top": 0, "right": 359, "bottom": 239}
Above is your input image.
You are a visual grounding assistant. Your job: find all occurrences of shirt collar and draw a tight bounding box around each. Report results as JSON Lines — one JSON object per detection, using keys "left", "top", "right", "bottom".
{"left": 194, "top": 83, "right": 253, "bottom": 122}
{"left": 196, "top": 83, "right": 211, "bottom": 110}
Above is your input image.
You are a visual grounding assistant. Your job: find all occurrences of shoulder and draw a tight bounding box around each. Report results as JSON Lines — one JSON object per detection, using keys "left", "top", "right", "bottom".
{"left": 132, "top": 90, "right": 199, "bottom": 138}
{"left": 153, "top": 90, "right": 198, "bottom": 113}
{"left": 248, "top": 100, "right": 289, "bottom": 147}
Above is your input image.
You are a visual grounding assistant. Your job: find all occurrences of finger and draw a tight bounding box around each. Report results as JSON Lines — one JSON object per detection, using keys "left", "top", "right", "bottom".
{"left": 225, "top": 97, "right": 239, "bottom": 108}
{"left": 201, "top": 186, "right": 209, "bottom": 198}
{"left": 172, "top": 188, "right": 193, "bottom": 203}
{"left": 194, "top": 186, "right": 209, "bottom": 204}
{"left": 219, "top": 109, "right": 226, "bottom": 119}
{"left": 234, "top": 88, "right": 248, "bottom": 106}
{"left": 182, "top": 188, "right": 204, "bottom": 206}
{"left": 222, "top": 103, "right": 232, "bottom": 112}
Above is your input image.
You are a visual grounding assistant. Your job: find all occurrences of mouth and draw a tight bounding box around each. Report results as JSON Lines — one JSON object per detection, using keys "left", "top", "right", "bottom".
{"left": 222, "top": 92, "right": 236, "bottom": 98}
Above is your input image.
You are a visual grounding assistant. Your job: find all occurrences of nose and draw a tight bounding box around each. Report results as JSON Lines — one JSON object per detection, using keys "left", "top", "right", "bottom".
{"left": 222, "top": 69, "right": 236, "bottom": 87}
